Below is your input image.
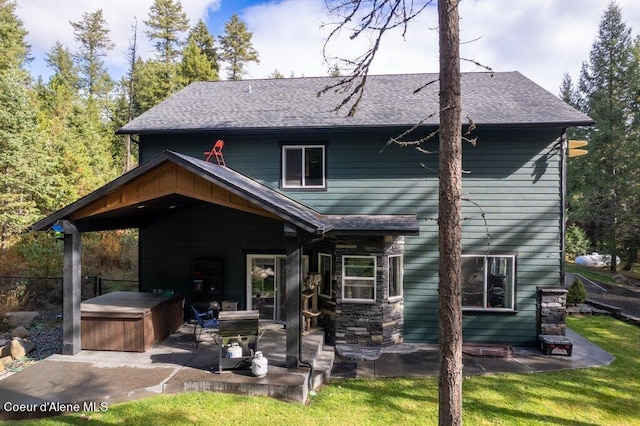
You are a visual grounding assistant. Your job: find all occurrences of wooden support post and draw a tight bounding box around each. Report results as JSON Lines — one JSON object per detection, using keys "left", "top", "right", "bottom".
{"left": 285, "top": 222, "right": 301, "bottom": 369}
{"left": 61, "top": 220, "right": 82, "bottom": 355}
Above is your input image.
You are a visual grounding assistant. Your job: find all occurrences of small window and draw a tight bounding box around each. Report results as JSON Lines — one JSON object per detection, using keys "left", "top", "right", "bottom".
{"left": 319, "top": 253, "right": 332, "bottom": 298}
{"left": 389, "top": 255, "right": 403, "bottom": 299}
{"left": 282, "top": 145, "right": 325, "bottom": 188}
{"left": 342, "top": 256, "right": 376, "bottom": 301}
{"left": 461, "top": 254, "right": 516, "bottom": 310}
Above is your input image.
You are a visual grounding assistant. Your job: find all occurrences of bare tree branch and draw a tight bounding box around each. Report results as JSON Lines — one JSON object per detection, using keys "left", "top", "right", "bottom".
{"left": 320, "top": 0, "right": 434, "bottom": 116}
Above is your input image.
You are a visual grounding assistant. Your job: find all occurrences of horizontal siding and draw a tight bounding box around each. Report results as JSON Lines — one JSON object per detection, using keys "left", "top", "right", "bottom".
{"left": 139, "top": 127, "right": 564, "bottom": 344}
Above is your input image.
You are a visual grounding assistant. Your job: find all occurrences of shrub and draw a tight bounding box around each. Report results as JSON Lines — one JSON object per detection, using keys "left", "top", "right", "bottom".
{"left": 567, "top": 277, "right": 587, "bottom": 306}
{"left": 566, "top": 224, "right": 591, "bottom": 260}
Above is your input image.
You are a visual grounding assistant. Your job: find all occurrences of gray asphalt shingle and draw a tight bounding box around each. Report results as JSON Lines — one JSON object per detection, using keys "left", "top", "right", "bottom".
{"left": 118, "top": 72, "right": 593, "bottom": 134}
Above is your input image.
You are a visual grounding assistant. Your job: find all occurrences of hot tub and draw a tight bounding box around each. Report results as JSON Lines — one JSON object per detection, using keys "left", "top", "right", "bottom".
{"left": 81, "top": 291, "right": 184, "bottom": 352}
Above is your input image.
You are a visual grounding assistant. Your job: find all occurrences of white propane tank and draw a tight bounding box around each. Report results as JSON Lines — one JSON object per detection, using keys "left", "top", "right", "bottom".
{"left": 226, "top": 342, "right": 243, "bottom": 358}
{"left": 251, "top": 351, "right": 268, "bottom": 377}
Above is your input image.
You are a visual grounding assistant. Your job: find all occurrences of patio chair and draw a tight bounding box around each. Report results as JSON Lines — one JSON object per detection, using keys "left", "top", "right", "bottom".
{"left": 191, "top": 305, "right": 219, "bottom": 347}
{"left": 203, "top": 139, "right": 226, "bottom": 166}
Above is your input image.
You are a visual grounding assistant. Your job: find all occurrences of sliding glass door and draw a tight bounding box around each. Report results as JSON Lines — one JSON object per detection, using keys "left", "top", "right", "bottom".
{"left": 246, "top": 255, "right": 307, "bottom": 321}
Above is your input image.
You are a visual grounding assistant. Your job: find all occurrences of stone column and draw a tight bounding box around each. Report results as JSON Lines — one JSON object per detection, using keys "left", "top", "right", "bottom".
{"left": 537, "top": 287, "right": 568, "bottom": 336}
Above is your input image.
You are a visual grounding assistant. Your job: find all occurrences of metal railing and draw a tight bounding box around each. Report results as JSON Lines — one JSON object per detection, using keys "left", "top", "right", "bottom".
{"left": 0, "top": 275, "right": 139, "bottom": 310}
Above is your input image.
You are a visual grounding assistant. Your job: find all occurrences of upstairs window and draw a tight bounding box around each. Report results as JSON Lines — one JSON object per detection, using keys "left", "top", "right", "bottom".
{"left": 461, "top": 254, "right": 516, "bottom": 311}
{"left": 282, "top": 145, "right": 325, "bottom": 189}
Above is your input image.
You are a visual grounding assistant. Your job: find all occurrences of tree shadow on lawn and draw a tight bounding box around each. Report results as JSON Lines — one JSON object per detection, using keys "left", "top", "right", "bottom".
{"left": 463, "top": 316, "right": 640, "bottom": 425}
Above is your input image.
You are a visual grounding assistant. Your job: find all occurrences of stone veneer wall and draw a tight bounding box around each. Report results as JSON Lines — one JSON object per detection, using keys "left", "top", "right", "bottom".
{"left": 537, "top": 287, "right": 568, "bottom": 336}
{"left": 328, "top": 235, "right": 405, "bottom": 346}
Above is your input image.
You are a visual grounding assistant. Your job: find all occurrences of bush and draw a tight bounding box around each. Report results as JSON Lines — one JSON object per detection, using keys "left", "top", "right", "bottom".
{"left": 566, "top": 224, "right": 591, "bottom": 260}
{"left": 567, "top": 277, "right": 587, "bottom": 306}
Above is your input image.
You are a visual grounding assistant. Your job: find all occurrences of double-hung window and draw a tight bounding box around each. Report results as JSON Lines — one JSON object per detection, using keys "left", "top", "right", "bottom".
{"left": 461, "top": 254, "right": 516, "bottom": 310}
{"left": 388, "top": 255, "right": 403, "bottom": 299}
{"left": 342, "top": 256, "right": 376, "bottom": 301}
{"left": 282, "top": 145, "right": 325, "bottom": 189}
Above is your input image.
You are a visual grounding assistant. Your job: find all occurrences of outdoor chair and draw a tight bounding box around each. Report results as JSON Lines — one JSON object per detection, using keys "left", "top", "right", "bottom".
{"left": 203, "top": 139, "right": 226, "bottom": 166}
{"left": 191, "top": 305, "right": 219, "bottom": 347}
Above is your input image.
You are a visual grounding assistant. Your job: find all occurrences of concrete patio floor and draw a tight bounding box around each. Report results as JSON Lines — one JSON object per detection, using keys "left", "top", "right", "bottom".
{"left": 0, "top": 325, "right": 614, "bottom": 420}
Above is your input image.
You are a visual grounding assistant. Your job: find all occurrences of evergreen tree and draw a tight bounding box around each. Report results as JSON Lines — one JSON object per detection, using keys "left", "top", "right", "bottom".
{"left": 179, "top": 37, "right": 218, "bottom": 84}
{"left": 0, "top": 0, "right": 30, "bottom": 71}
{"left": 219, "top": 14, "right": 259, "bottom": 80}
{"left": 144, "top": 0, "right": 189, "bottom": 65}
{"left": 571, "top": 2, "right": 640, "bottom": 273}
{"left": 45, "top": 41, "right": 79, "bottom": 90}
{"left": 0, "top": 68, "right": 53, "bottom": 248}
{"left": 142, "top": 0, "right": 190, "bottom": 107}
{"left": 188, "top": 19, "right": 219, "bottom": 72}
{"left": 70, "top": 9, "right": 115, "bottom": 99}
{"left": 132, "top": 58, "right": 174, "bottom": 113}
{"left": 268, "top": 69, "right": 285, "bottom": 79}
{"left": 559, "top": 73, "right": 579, "bottom": 108}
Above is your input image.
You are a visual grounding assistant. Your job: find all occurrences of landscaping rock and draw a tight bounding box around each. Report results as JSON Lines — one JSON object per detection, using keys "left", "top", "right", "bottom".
{"left": 4, "top": 311, "right": 40, "bottom": 328}
{"left": 613, "top": 274, "right": 629, "bottom": 285}
{"left": 0, "top": 342, "right": 9, "bottom": 358}
{"left": 11, "top": 326, "right": 30, "bottom": 338}
{"left": 0, "top": 355, "right": 12, "bottom": 366}
{"left": 10, "top": 339, "right": 26, "bottom": 359}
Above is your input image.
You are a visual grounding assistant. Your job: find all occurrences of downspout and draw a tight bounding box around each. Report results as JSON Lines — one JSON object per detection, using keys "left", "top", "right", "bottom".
{"left": 560, "top": 131, "right": 568, "bottom": 287}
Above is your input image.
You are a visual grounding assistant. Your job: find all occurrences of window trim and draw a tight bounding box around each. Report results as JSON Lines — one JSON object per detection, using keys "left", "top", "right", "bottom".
{"left": 342, "top": 255, "right": 376, "bottom": 302}
{"left": 388, "top": 254, "right": 404, "bottom": 301}
{"left": 461, "top": 253, "right": 517, "bottom": 312}
{"left": 281, "top": 144, "right": 326, "bottom": 189}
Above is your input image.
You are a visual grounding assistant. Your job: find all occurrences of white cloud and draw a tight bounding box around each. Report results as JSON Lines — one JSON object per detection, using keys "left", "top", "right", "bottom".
{"left": 15, "top": 0, "right": 220, "bottom": 79}
{"left": 14, "top": 0, "right": 640, "bottom": 96}
{"left": 244, "top": 0, "right": 640, "bottom": 95}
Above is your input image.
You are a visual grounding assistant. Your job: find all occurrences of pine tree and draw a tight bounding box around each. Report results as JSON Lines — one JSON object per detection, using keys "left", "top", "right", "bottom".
{"left": 188, "top": 19, "right": 219, "bottom": 72}
{"left": 219, "top": 14, "right": 260, "bottom": 80}
{"left": 0, "top": 68, "right": 53, "bottom": 248}
{"left": 45, "top": 41, "right": 79, "bottom": 90}
{"left": 572, "top": 2, "right": 640, "bottom": 273}
{"left": 0, "top": 0, "right": 30, "bottom": 72}
{"left": 179, "top": 20, "right": 219, "bottom": 85}
{"left": 144, "top": 0, "right": 189, "bottom": 65}
{"left": 70, "top": 9, "right": 115, "bottom": 99}
{"left": 142, "top": 0, "right": 190, "bottom": 107}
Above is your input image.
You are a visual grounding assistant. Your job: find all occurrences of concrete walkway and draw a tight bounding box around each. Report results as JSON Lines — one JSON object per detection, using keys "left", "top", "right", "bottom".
{"left": 0, "top": 326, "right": 614, "bottom": 421}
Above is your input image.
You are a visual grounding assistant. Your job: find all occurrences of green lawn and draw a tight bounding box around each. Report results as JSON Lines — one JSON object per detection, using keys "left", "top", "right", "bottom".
{"left": 13, "top": 316, "right": 640, "bottom": 426}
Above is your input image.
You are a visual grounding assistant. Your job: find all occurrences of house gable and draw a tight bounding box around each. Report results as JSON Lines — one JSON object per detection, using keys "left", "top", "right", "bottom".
{"left": 70, "top": 161, "right": 281, "bottom": 223}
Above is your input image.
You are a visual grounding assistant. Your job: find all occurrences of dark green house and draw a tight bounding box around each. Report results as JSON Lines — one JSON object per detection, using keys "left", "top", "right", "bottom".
{"left": 32, "top": 72, "right": 592, "bottom": 365}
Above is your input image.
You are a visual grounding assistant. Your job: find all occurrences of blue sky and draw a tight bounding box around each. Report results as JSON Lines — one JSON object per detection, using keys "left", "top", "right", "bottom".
{"left": 14, "top": 0, "right": 640, "bottom": 95}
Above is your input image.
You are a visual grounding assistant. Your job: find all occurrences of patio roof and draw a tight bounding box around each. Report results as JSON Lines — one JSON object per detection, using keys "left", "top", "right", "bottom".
{"left": 30, "top": 151, "right": 418, "bottom": 236}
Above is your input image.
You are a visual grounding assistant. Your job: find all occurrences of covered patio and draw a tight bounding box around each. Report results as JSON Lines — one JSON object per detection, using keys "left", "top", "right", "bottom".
{"left": 30, "top": 151, "right": 417, "bottom": 367}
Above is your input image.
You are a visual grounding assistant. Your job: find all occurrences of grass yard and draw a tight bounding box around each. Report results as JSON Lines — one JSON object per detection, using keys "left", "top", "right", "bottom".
{"left": 12, "top": 316, "right": 640, "bottom": 426}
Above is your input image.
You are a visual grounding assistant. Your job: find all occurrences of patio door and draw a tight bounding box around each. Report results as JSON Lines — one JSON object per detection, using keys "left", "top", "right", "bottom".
{"left": 246, "top": 255, "right": 307, "bottom": 321}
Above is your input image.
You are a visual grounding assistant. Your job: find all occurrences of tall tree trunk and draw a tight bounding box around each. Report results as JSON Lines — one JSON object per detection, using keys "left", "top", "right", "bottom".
{"left": 437, "top": 0, "right": 463, "bottom": 425}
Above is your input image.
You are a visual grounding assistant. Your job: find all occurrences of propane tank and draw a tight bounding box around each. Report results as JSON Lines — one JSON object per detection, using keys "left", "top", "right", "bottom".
{"left": 251, "top": 351, "right": 268, "bottom": 377}
{"left": 226, "top": 342, "right": 243, "bottom": 358}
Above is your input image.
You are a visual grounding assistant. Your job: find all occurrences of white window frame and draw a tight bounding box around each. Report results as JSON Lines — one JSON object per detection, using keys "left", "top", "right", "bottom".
{"left": 282, "top": 145, "right": 326, "bottom": 189}
{"left": 461, "top": 253, "right": 516, "bottom": 311}
{"left": 342, "top": 255, "right": 376, "bottom": 302}
{"left": 388, "top": 254, "right": 404, "bottom": 300}
{"left": 318, "top": 253, "right": 332, "bottom": 299}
